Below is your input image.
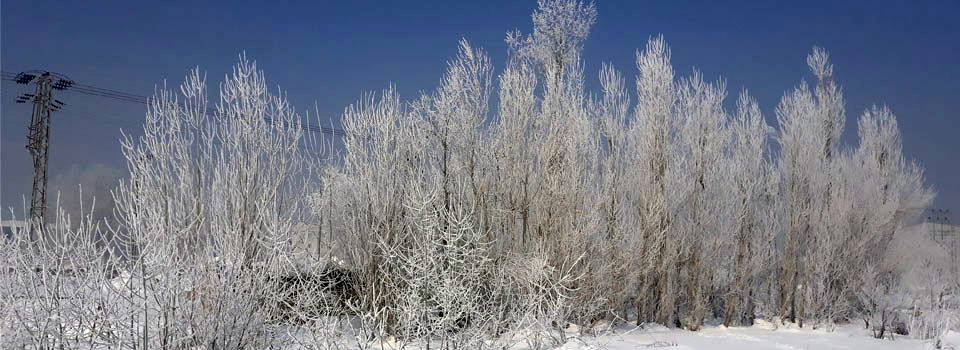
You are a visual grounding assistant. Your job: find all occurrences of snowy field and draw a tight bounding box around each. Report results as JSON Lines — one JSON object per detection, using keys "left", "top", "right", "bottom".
{"left": 331, "top": 321, "right": 955, "bottom": 350}
{"left": 549, "top": 323, "right": 955, "bottom": 350}
{"left": 2, "top": 322, "right": 956, "bottom": 350}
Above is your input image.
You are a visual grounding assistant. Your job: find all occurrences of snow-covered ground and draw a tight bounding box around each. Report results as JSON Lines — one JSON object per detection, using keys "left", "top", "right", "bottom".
{"left": 341, "top": 321, "right": 956, "bottom": 350}
{"left": 551, "top": 322, "right": 954, "bottom": 350}
{"left": 4, "top": 317, "right": 957, "bottom": 349}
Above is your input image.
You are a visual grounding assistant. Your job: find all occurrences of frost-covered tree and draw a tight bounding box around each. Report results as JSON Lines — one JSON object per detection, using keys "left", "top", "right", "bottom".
{"left": 851, "top": 106, "right": 933, "bottom": 264}
{"left": 497, "top": 0, "right": 605, "bottom": 328}
{"left": 591, "top": 63, "right": 636, "bottom": 321}
{"left": 672, "top": 71, "right": 729, "bottom": 330}
{"left": 774, "top": 47, "right": 846, "bottom": 326}
{"left": 721, "top": 92, "right": 776, "bottom": 326}
{"left": 629, "top": 35, "right": 680, "bottom": 326}
{"left": 846, "top": 106, "right": 934, "bottom": 334}
{"left": 508, "top": 0, "right": 596, "bottom": 88}
{"left": 490, "top": 55, "right": 540, "bottom": 251}
{"left": 412, "top": 39, "right": 492, "bottom": 217}
{"left": 773, "top": 48, "right": 936, "bottom": 327}
{"left": 324, "top": 84, "right": 415, "bottom": 337}
{"left": 110, "top": 56, "right": 323, "bottom": 348}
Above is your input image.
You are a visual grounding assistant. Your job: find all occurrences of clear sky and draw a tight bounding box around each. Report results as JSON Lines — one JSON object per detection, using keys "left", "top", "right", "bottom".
{"left": 2, "top": 0, "right": 958, "bottom": 217}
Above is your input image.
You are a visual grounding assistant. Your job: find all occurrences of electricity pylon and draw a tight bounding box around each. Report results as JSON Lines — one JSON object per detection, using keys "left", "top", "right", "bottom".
{"left": 14, "top": 71, "right": 72, "bottom": 239}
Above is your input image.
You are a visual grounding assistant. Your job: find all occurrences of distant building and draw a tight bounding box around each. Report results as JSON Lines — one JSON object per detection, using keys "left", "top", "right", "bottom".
{"left": 924, "top": 208, "right": 955, "bottom": 241}
{"left": 923, "top": 221, "right": 959, "bottom": 242}
{"left": 920, "top": 219, "right": 960, "bottom": 269}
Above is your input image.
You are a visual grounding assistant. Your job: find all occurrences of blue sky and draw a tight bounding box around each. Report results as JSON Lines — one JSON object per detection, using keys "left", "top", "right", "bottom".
{"left": 2, "top": 0, "right": 958, "bottom": 215}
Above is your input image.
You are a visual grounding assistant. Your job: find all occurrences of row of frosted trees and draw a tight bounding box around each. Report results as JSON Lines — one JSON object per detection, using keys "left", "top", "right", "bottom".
{"left": 317, "top": 0, "right": 936, "bottom": 340}
{"left": 0, "top": 0, "right": 940, "bottom": 348}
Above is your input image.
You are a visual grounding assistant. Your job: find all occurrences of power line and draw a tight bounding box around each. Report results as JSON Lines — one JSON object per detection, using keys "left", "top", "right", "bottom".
{"left": 5, "top": 80, "right": 168, "bottom": 132}
{"left": 6, "top": 79, "right": 336, "bottom": 142}
{"left": 1, "top": 70, "right": 346, "bottom": 137}
{"left": 64, "top": 108, "right": 143, "bottom": 131}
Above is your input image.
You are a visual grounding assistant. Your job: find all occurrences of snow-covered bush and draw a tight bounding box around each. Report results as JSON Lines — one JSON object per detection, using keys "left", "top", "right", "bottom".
{"left": 113, "top": 55, "right": 323, "bottom": 348}
{"left": 376, "top": 184, "right": 494, "bottom": 348}
{"left": 0, "top": 202, "right": 126, "bottom": 349}
{"left": 5, "top": 55, "right": 331, "bottom": 349}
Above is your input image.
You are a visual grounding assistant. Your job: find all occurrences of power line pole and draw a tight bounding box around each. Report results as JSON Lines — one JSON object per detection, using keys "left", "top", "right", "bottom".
{"left": 13, "top": 71, "right": 72, "bottom": 239}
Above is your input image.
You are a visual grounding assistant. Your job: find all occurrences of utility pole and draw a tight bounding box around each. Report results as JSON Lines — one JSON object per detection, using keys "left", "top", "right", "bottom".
{"left": 13, "top": 71, "right": 72, "bottom": 240}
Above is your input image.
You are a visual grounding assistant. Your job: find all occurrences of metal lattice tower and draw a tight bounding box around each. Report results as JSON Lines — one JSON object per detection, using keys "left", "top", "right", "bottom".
{"left": 14, "top": 71, "right": 72, "bottom": 238}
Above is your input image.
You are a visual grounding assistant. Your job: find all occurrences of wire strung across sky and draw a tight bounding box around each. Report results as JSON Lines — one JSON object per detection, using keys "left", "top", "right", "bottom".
{"left": 0, "top": 70, "right": 346, "bottom": 137}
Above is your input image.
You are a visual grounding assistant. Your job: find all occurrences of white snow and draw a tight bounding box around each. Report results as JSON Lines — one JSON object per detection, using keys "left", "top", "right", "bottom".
{"left": 549, "top": 323, "right": 952, "bottom": 350}
{"left": 283, "top": 322, "right": 956, "bottom": 350}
